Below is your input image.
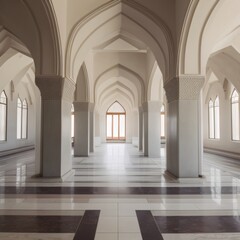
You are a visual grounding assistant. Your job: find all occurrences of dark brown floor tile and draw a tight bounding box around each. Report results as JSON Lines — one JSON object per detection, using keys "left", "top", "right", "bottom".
{"left": 73, "top": 210, "right": 100, "bottom": 240}
{"left": 136, "top": 210, "right": 164, "bottom": 240}
{"left": 154, "top": 216, "right": 240, "bottom": 233}
{"left": 0, "top": 215, "right": 81, "bottom": 233}
{"left": 0, "top": 186, "right": 238, "bottom": 195}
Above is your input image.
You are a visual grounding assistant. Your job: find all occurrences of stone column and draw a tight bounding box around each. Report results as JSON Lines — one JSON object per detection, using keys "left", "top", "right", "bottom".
{"left": 99, "top": 113, "right": 106, "bottom": 142}
{"left": 138, "top": 107, "right": 143, "bottom": 151}
{"left": 73, "top": 102, "right": 90, "bottom": 157}
{"left": 164, "top": 76, "right": 204, "bottom": 178}
{"left": 36, "top": 76, "right": 75, "bottom": 179}
{"left": 143, "top": 101, "right": 161, "bottom": 157}
{"left": 94, "top": 110, "right": 101, "bottom": 147}
{"left": 89, "top": 103, "right": 95, "bottom": 153}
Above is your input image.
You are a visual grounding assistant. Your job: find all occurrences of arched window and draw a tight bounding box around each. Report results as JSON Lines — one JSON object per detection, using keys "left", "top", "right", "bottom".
{"left": 209, "top": 97, "right": 220, "bottom": 139}
{"left": 214, "top": 96, "right": 220, "bottom": 139}
{"left": 22, "top": 99, "right": 28, "bottom": 139}
{"left": 0, "top": 91, "right": 7, "bottom": 141}
{"left": 17, "top": 98, "right": 28, "bottom": 139}
{"left": 106, "top": 101, "right": 126, "bottom": 140}
{"left": 231, "top": 89, "right": 240, "bottom": 141}
{"left": 161, "top": 104, "right": 165, "bottom": 138}
{"left": 71, "top": 104, "right": 74, "bottom": 139}
{"left": 208, "top": 99, "right": 214, "bottom": 139}
{"left": 17, "top": 98, "right": 22, "bottom": 139}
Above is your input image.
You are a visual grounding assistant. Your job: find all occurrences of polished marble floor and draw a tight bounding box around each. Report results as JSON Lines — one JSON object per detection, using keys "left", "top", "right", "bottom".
{"left": 1, "top": 143, "right": 240, "bottom": 239}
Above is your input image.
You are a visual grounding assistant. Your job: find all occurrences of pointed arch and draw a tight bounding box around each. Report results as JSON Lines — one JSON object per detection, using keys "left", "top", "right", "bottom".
{"left": 75, "top": 62, "right": 90, "bottom": 102}
{"left": 178, "top": 0, "right": 219, "bottom": 75}
{"left": 178, "top": 0, "right": 240, "bottom": 76}
{"left": 148, "top": 62, "right": 163, "bottom": 101}
{"left": 0, "top": 0, "right": 62, "bottom": 75}
{"left": 66, "top": 0, "right": 174, "bottom": 82}
{"left": 107, "top": 101, "right": 125, "bottom": 113}
{"left": 94, "top": 64, "right": 145, "bottom": 105}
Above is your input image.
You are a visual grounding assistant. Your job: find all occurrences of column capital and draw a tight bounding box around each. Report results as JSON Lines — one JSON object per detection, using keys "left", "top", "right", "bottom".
{"left": 164, "top": 75, "right": 204, "bottom": 103}
{"left": 73, "top": 102, "right": 93, "bottom": 112}
{"left": 36, "top": 75, "right": 75, "bottom": 102}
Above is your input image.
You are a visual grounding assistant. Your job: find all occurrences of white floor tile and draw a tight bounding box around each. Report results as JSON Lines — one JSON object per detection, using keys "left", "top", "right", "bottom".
{"left": 94, "top": 233, "right": 118, "bottom": 240}
{"left": 118, "top": 217, "right": 140, "bottom": 233}
{"left": 96, "top": 216, "right": 118, "bottom": 233}
{"left": 119, "top": 233, "right": 143, "bottom": 240}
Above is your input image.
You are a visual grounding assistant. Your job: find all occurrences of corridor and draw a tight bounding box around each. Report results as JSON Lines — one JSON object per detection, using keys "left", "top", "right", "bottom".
{"left": 0, "top": 144, "right": 240, "bottom": 239}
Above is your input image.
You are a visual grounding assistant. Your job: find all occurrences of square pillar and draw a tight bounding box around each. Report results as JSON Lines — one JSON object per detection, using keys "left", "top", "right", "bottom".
{"left": 143, "top": 101, "right": 161, "bottom": 157}
{"left": 165, "top": 76, "right": 204, "bottom": 178}
{"left": 138, "top": 107, "right": 143, "bottom": 151}
{"left": 89, "top": 103, "right": 95, "bottom": 153}
{"left": 36, "top": 76, "right": 75, "bottom": 179}
{"left": 73, "top": 102, "right": 90, "bottom": 157}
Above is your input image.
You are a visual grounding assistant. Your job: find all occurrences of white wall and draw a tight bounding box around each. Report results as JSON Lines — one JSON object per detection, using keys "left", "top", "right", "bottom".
{"left": 203, "top": 81, "right": 240, "bottom": 155}
{"left": 0, "top": 82, "right": 36, "bottom": 152}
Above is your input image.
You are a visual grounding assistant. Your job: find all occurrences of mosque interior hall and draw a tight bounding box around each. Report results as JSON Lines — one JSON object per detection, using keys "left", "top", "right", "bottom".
{"left": 1, "top": 0, "right": 240, "bottom": 239}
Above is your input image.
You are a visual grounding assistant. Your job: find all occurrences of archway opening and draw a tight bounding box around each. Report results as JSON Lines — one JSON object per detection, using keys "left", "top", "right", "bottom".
{"left": 106, "top": 101, "right": 126, "bottom": 141}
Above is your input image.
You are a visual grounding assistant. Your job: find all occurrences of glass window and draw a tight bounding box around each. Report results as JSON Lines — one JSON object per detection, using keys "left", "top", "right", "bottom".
{"left": 22, "top": 99, "right": 28, "bottom": 139}
{"left": 0, "top": 91, "right": 7, "bottom": 141}
{"left": 231, "top": 89, "right": 240, "bottom": 141}
{"left": 161, "top": 104, "right": 165, "bottom": 138}
{"left": 106, "top": 101, "right": 126, "bottom": 140}
{"left": 107, "top": 115, "right": 112, "bottom": 138}
{"left": 214, "top": 97, "right": 220, "bottom": 139}
{"left": 71, "top": 104, "right": 74, "bottom": 139}
{"left": 17, "top": 98, "right": 22, "bottom": 139}
{"left": 209, "top": 99, "right": 214, "bottom": 139}
{"left": 113, "top": 115, "right": 119, "bottom": 138}
{"left": 119, "top": 114, "right": 125, "bottom": 138}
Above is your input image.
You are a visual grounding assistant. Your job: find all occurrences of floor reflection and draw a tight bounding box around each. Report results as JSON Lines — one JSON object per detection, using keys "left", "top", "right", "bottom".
{"left": 1, "top": 144, "right": 240, "bottom": 239}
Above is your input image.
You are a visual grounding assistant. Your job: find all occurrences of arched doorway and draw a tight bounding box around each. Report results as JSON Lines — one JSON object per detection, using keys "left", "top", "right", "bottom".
{"left": 106, "top": 101, "right": 126, "bottom": 141}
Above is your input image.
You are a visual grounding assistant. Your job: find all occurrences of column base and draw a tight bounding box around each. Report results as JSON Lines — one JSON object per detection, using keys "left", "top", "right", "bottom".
{"left": 31, "top": 169, "right": 75, "bottom": 182}
{"left": 164, "top": 170, "right": 205, "bottom": 182}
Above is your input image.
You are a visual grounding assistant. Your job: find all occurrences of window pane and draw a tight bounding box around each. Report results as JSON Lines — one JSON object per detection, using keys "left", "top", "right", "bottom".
{"left": 71, "top": 114, "right": 74, "bottom": 138}
{"left": 119, "top": 114, "right": 125, "bottom": 138}
{"left": 22, "top": 108, "right": 27, "bottom": 139}
{"left": 214, "top": 106, "right": 220, "bottom": 139}
{"left": 113, "top": 115, "right": 118, "bottom": 138}
{"left": 161, "top": 114, "right": 165, "bottom": 137}
{"left": 161, "top": 105, "right": 165, "bottom": 113}
{"left": 232, "top": 102, "right": 240, "bottom": 141}
{"left": 214, "top": 97, "right": 220, "bottom": 139}
{"left": 17, "top": 98, "right": 22, "bottom": 139}
{"left": 0, "top": 104, "right": 7, "bottom": 141}
{"left": 209, "top": 100, "right": 214, "bottom": 139}
{"left": 107, "top": 115, "right": 112, "bottom": 138}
